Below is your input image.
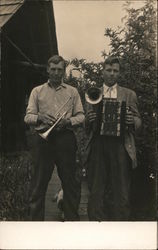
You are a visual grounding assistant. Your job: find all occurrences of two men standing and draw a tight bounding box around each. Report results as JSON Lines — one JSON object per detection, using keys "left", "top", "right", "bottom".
{"left": 25, "top": 55, "right": 141, "bottom": 221}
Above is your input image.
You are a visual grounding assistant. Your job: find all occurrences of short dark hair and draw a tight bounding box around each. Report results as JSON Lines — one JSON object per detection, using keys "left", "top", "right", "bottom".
{"left": 103, "top": 56, "right": 120, "bottom": 69}
{"left": 47, "top": 55, "right": 66, "bottom": 70}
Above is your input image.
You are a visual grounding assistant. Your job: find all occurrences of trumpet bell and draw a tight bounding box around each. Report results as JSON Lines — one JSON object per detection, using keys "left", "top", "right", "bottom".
{"left": 85, "top": 87, "right": 102, "bottom": 104}
{"left": 39, "top": 130, "right": 49, "bottom": 140}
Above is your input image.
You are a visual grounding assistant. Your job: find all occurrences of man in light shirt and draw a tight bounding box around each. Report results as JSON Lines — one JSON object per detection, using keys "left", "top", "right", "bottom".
{"left": 24, "top": 55, "right": 85, "bottom": 221}
{"left": 85, "top": 56, "right": 142, "bottom": 221}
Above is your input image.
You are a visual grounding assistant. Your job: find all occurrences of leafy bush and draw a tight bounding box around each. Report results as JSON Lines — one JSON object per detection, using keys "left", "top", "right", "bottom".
{"left": 0, "top": 152, "right": 32, "bottom": 220}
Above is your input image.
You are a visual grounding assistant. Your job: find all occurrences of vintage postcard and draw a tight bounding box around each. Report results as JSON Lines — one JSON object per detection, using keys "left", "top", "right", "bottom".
{"left": 0, "top": 0, "right": 157, "bottom": 249}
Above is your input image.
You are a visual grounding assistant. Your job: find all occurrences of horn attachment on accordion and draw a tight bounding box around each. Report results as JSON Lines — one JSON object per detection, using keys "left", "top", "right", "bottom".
{"left": 85, "top": 87, "right": 103, "bottom": 105}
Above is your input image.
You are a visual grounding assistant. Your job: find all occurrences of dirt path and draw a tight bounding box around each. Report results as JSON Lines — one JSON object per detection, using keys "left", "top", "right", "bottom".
{"left": 45, "top": 167, "right": 89, "bottom": 221}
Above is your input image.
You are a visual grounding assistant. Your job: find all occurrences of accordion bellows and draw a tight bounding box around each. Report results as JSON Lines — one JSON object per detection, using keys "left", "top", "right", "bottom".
{"left": 100, "top": 98, "right": 126, "bottom": 137}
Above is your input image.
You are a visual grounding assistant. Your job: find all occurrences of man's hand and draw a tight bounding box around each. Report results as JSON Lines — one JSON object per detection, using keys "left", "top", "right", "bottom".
{"left": 125, "top": 107, "right": 135, "bottom": 134}
{"left": 56, "top": 118, "right": 71, "bottom": 130}
{"left": 37, "top": 113, "right": 56, "bottom": 126}
{"left": 125, "top": 108, "right": 134, "bottom": 125}
{"left": 86, "top": 111, "right": 97, "bottom": 123}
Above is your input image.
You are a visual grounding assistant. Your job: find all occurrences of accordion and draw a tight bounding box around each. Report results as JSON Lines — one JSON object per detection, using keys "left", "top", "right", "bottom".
{"left": 100, "top": 98, "right": 126, "bottom": 137}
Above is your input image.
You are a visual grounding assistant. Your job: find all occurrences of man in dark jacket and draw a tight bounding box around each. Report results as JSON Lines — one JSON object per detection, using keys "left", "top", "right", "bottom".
{"left": 85, "top": 56, "right": 141, "bottom": 221}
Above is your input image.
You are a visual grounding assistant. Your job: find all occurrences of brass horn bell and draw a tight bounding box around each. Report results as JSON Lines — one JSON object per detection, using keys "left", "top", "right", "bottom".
{"left": 85, "top": 87, "right": 102, "bottom": 104}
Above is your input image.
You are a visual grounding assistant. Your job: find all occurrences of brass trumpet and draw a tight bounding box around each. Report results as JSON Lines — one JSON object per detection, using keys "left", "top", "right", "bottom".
{"left": 85, "top": 86, "right": 103, "bottom": 104}
{"left": 38, "top": 97, "right": 71, "bottom": 140}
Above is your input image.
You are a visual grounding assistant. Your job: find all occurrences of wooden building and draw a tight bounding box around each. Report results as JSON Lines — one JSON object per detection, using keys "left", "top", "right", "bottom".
{"left": 0, "top": 0, "right": 58, "bottom": 152}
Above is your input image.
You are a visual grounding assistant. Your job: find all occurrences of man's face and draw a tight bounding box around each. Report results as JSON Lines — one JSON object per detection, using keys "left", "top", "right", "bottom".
{"left": 47, "top": 61, "right": 65, "bottom": 85}
{"left": 102, "top": 63, "right": 120, "bottom": 87}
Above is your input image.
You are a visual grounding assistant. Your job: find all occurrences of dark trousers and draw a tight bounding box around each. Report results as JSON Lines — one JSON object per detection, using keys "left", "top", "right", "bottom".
{"left": 87, "top": 135, "right": 132, "bottom": 221}
{"left": 28, "top": 130, "right": 81, "bottom": 221}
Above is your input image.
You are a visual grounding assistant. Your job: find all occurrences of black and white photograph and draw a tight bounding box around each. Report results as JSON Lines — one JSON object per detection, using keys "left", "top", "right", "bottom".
{"left": 0, "top": 0, "right": 157, "bottom": 249}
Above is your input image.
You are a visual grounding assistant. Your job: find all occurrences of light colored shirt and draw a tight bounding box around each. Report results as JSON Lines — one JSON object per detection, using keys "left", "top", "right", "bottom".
{"left": 24, "top": 82, "right": 85, "bottom": 128}
{"left": 103, "top": 83, "right": 117, "bottom": 99}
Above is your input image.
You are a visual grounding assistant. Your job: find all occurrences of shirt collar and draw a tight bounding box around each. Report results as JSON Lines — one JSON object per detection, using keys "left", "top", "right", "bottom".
{"left": 47, "top": 80, "right": 66, "bottom": 90}
{"left": 103, "top": 83, "right": 117, "bottom": 91}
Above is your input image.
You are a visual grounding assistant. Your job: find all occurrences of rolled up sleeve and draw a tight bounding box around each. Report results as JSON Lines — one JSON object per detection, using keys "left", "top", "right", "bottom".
{"left": 69, "top": 89, "right": 85, "bottom": 126}
{"left": 24, "top": 88, "right": 39, "bottom": 125}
